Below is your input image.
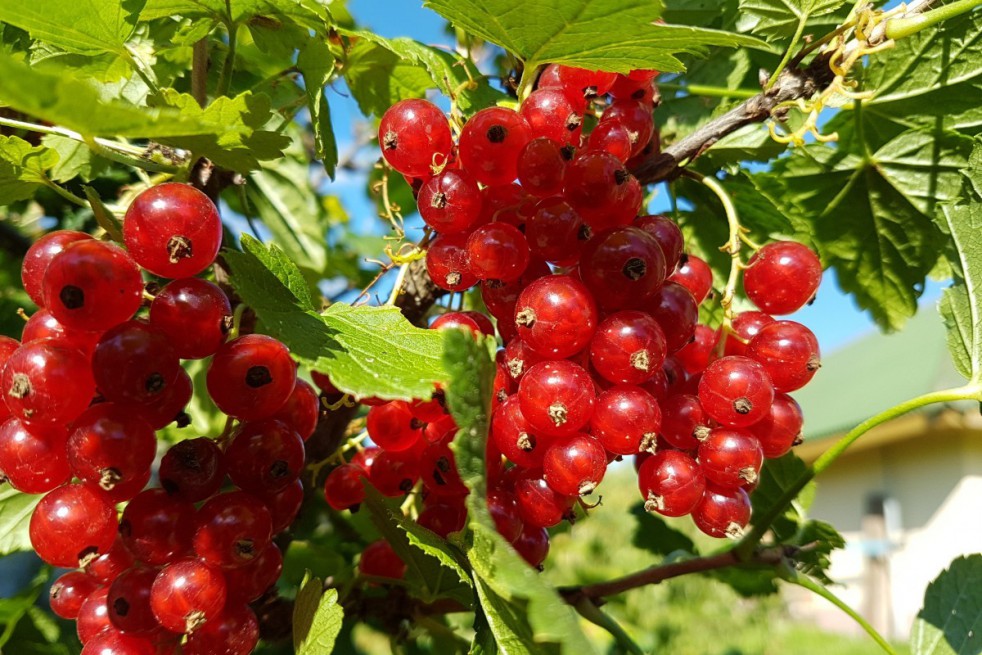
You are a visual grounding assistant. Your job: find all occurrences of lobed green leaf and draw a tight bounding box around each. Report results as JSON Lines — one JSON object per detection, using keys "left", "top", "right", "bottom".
{"left": 0, "top": 487, "right": 41, "bottom": 556}
{"left": 0, "top": 135, "right": 59, "bottom": 205}
{"left": 293, "top": 573, "right": 344, "bottom": 655}
{"left": 911, "top": 555, "right": 982, "bottom": 655}
{"left": 0, "top": 0, "right": 145, "bottom": 55}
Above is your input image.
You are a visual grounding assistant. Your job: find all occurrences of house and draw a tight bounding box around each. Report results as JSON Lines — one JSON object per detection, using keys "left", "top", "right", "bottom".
{"left": 786, "top": 309, "right": 982, "bottom": 640}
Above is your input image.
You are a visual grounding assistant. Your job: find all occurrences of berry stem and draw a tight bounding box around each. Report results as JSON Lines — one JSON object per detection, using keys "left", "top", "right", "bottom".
{"left": 766, "top": 15, "right": 809, "bottom": 90}
{"left": 228, "top": 303, "right": 248, "bottom": 340}
{"left": 573, "top": 597, "right": 646, "bottom": 655}
{"left": 736, "top": 384, "right": 982, "bottom": 559}
{"left": 884, "top": 0, "right": 982, "bottom": 41}
{"left": 782, "top": 569, "right": 898, "bottom": 655}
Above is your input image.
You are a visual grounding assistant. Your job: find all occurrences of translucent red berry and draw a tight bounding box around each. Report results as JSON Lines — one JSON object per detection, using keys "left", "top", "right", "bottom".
{"left": 225, "top": 419, "right": 305, "bottom": 494}
{"left": 669, "top": 254, "right": 713, "bottom": 304}
{"left": 590, "top": 385, "right": 661, "bottom": 455}
{"left": 514, "top": 275, "right": 598, "bottom": 358}
{"left": 150, "top": 558, "right": 227, "bottom": 634}
{"left": 183, "top": 603, "right": 259, "bottom": 655}
{"left": 3, "top": 339, "right": 95, "bottom": 427}
{"left": 224, "top": 544, "right": 282, "bottom": 602}
{"left": 159, "top": 437, "right": 225, "bottom": 502}
{"left": 675, "top": 325, "right": 718, "bottom": 375}
{"left": 20, "top": 309, "right": 101, "bottom": 358}
{"left": 743, "top": 241, "right": 822, "bottom": 315}
{"left": 698, "top": 356, "right": 775, "bottom": 428}
{"left": 487, "top": 490, "right": 522, "bottom": 542}
{"left": 659, "top": 393, "right": 711, "bottom": 450}
{"left": 67, "top": 403, "right": 156, "bottom": 495}
{"left": 426, "top": 232, "right": 478, "bottom": 292}
{"left": 751, "top": 393, "right": 803, "bottom": 458}
{"left": 634, "top": 214, "right": 684, "bottom": 272}
{"left": 693, "top": 485, "right": 752, "bottom": 538}
{"left": 0, "top": 417, "right": 70, "bottom": 493}
{"left": 466, "top": 222, "right": 530, "bottom": 283}
{"left": 369, "top": 449, "right": 419, "bottom": 497}
{"left": 367, "top": 400, "right": 423, "bottom": 452}
{"left": 149, "top": 278, "right": 232, "bottom": 359}
{"left": 193, "top": 491, "right": 273, "bottom": 568}
{"left": 517, "top": 137, "right": 569, "bottom": 196}
{"left": 21, "top": 230, "right": 93, "bottom": 306}
{"left": 514, "top": 472, "right": 574, "bottom": 528}
{"left": 638, "top": 450, "right": 706, "bottom": 517}
{"left": 50, "top": 571, "right": 100, "bottom": 620}
{"left": 590, "top": 311, "right": 667, "bottom": 385}
{"left": 417, "top": 169, "right": 483, "bottom": 234}
{"left": 519, "top": 88, "right": 583, "bottom": 144}
{"left": 119, "top": 488, "right": 196, "bottom": 565}
{"left": 417, "top": 501, "right": 468, "bottom": 538}
{"left": 525, "top": 197, "right": 590, "bottom": 267}
{"left": 324, "top": 463, "right": 367, "bottom": 510}
{"left": 698, "top": 428, "right": 764, "bottom": 488}
{"left": 723, "top": 311, "right": 775, "bottom": 357}
{"left": 600, "top": 100, "right": 655, "bottom": 157}
{"left": 579, "top": 227, "right": 667, "bottom": 309}
{"left": 747, "top": 320, "right": 821, "bottom": 392}
{"left": 543, "top": 433, "right": 607, "bottom": 496}
{"left": 359, "top": 539, "right": 406, "bottom": 579}
{"left": 207, "top": 334, "right": 296, "bottom": 420}
{"left": 512, "top": 523, "right": 550, "bottom": 569}
{"left": 458, "top": 106, "right": 532, "bottom": 186}
{"left": 30, "top": 484, "right": 117, "bottom": 568}
{"left": 518, "top": 360, "right": 595, "bottom": 438}
{"left": 556, "top": 65, "right": 617, "bottom": 102}
{"left": 379, "top": 99, "right": 453, "bottom": 177}
{"left": 108, "top": 567, "right": 159, "bottom": 635}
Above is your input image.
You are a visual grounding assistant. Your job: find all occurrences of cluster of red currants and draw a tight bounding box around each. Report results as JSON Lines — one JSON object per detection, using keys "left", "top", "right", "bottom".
{"left": 0, "top": 183, "right": 319, "bottom": 655}
{"left": 371, "top": 63, "right": 824, "bottom": 561}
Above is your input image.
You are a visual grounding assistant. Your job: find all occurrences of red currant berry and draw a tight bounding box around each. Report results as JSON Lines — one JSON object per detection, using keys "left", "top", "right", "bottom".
{"left": 747, "top": 320, "right": 821, "bottom": 392}
{"left": 514, "top": 275, "right": 598, "bottom": 358}
{"left": 744, "top": 241, "right": 822, "bottom": 315}
{"left": 525, "top": 197, "right": 590, "bottom": 267}
{"left": 556, "top": 65, "right": 616, "bottom": 102}
{"left": 579, "top": 227, "right": 667, "bottom": 309}
{"left": 68, "top": 403, "right": 157, "bottom": 495}
{"left": 698, "top": 356, "right": 775, "bottom": 427}
{"left": 2, "top": 339, "right": 95, "bottom": 427}
{"left": 659, "top": 394, "right": 711, "bottom": 450}
{"left": 466, "top": 222, "right": 530, "bottom": 283}
{"left": 587, "top": 120, "right": 633, "bottom": 162}
{"left": 21, "top": 230, "right": 93, "bottom": 306}
{"left": 426, "top": 232, "right": 478, "bottom": 292}
{"left": 514, "top": 472, "right": 574, "bottom": 528}
{"left": 149, "top": 278, "right": 232, "bottom": 359}
{"left": 224, "top": 544, "right": 282, "bottom": 602}
{"left": 669, "top": 254, "right": 713, "bottom": 304}
{"left": 634, "top": 215, "right": 684, "bottom": 272}
{"left": 225, "top": 419, "right": 305, "bottom": 494}
{"left": 0, "top": 417, "right": 69, "bottom": 493}
{"left": 379, "top": 99, "right": 453, "bottom": 177}
{"left": 698, "top": 428, "right": 764, "bottom": 488}
{"left": 30, "top": 484, "right": 117, "bottom": 568}
{"left": 590, "top": 311, "right": 668, "bottom": 385}
{"left": 81, "top": 631, "right": 156, "bottom": 655}
{"left": 519, "top": 88, "right": 583, "bottom": 144}
{"left": 512, "top": 523, "right": 550, "bottom": 569}
{"left": 324, "top": 463, "right": 367, "bottom": 510}
{"left": 639, "top": 282, "right": 698, "bottom": 352}
{"left": 124, "top": 183, "right": 222, "bottom": 278}
{"left": 369, "top": 449, "right": 419, "bottom": 497}
{"left": 193, "top": 491, "right": 273, "bottom": 568}
{"left": 417, "top": 501, "right": 468, "bottom": 538}
{"left": 85, "top": 536, "right": 135, "bottom": 583}
{"left": 751, "top": 392, "right": 803, "bottom": 458}
{"left": 118, "top": 367, "right": 193, "bottom": 431}
{"left": 517, "top": 137, "right": 569, "bottom": 196}
{"left": 76, "top": 585, "right": 112, "bottom": 642}
{"left": 599, "top": 100, "right": 655, "bottom": 157}
{"left": 184, "top": 603, "right": 259, "bottom": 655}
{"left": 120, "top": 489, "right": 196, "bottom": 566}
{"left": 91, "top": 320, "right": 180, "bottom": 405}
{"left": 723, "top": 311, "right": 775, "bottom": 357}
{"left": 20, "top": 309, "right": 100, "bottom": 358}
{"left": 108, "top": 567, "right": 159, "bottom": 635}
{"left": 543, "top": 433, "right": 607, "bottom": 496}
{"left": 418, "top": 169, "right": 483, "bottom": 234}
{"left": 692, "top": 485, "right": 752, "bottom": 538}
{"left": 151, "top": 558, "right": 227, "bottom": 633}
{"left": 268, "top": 378, "right": 320, "bottom": 442}
{"left": 50, "top": 571, "right": 100, "bottom": 620}
{"left": 458, "top": 106, "right": 532, "bottom": 186}
{"left": 419, "top": 442, "right": 467, "bottom": 498}
{"left": 259, "top": 476, "right": 304, "bottom": 534}
{"left": 638, "top": 450, "right": 706, "bottom": 517}
{"left": 367, "top": 400, "right": 424, "bottom": 452}
{"left": 360, "top": 539, "right": 406, "bottom": 579}
{"left": 590, "top": 385, "right": 662, "bottom": 455}
{"left": 503, "top": 337, "right": 545, "bottom": 385}
{"left": 563, "top": 151, "right": 635, "bottom": 229}
{"left": 675, "top": 325, "right": 718, "bottom": 375}
{"left": 159, "top": 437, "right": 225, "bottom": 502}
{"left": 487, "top": 490, "right": 522, "bottom": 542}
{"left": 207, "top": 334, "right": 296, "bottom": 421}
{"left": 491, "top": 395, "right": 550, "bottom": 469}
{"left": 518, "top": 360, "right": 595, "bottom": 437}
{"left": 480, "top": 258, "right": 550, "bottom": 320}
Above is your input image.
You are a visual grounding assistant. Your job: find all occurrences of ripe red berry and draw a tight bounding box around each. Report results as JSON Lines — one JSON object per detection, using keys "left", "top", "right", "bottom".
{"left": 518, "top": 361, "right": 596, "bottom": 438}
{"left": 118, "top": 367, "right": 193, "bottom": 431}
{"left": 511, "top": 523, "right": 550, "bottom": 569}
{"left": 76, "top": 585, "right": 112, "bottom": 643}
{"left": 634, "top": 215, "right": 684, "bottom": 272}
{"left": 747, "top": 320, "right": 821, "bottom": 392}
{"left": 50, "top": 571, "right": 100, "bottom": 620}
{"left": 259, "top": 476, "right": 304, "bottom": 534}
{"left": 369, "top": 449, "right": 419, "bottom": 497}
{"left": 466, "top": 222, "right": 530, "bottom": 283}
{"left": 207, "top": 334, "right": 296, "bottom": 420}
{"left": 743, "top": 241, "right": 822, "bottom": 315}
{"left": 0, "top": 418, "right": 69, "bottom": 493}
{"left": 124, "top": 183, "right": 222, "bottom": 278}
{"left": 556, "top": 65, "right": 617, "bottom": 102}
{"left": 85, "top": 536, "right": 135, "bottom": 583}
{"left": 514, "top": 473, "right": 575, "bottom": 528}
{"left": 359, "top": 539, "right": 406, "bottom": 579}
{"left": 81, "top": 631, "right": 156, "bottom": 655}
{"left": 519, "top": 88, "right": 583, "bottom": 144}
{"left": 480, "top": 258, "right": 550, "bottom": 321}
{"left": 579, "top": 227, "right": 667, "bottom": 309}
{"left": 20, "top": 310, "right": 100, "bottom": 358}
{"left": 698, "top": 356, "right": 775, "bottom": 428}
{"left": 600, "top": 100, "right": 655, "bottom": 157}
{"left": 675, "top": 324, "right": 718, "bottom": 375}
{"left": 120, "top": 489, "right": 196, "bottom": 566}
{"left": 543, "top": 434, "right": 607, "bottom": 496}
{"left": 417, "top": 501, "right": 468, "bottom": 538}
{"left": 108, "top": 567, "right": 159, "bottom": 635}
{"left": 30, "top": 484, "right": 117, "bottom": 568}
{"left": 659, "top": 393, "right": 711, "bottom": 450}
{"left": 669, "top": 254, "right": 713, "bottom": 304}
{"left": 417, "top": 169, "right": 483, "bottom": 234}
{"left": 183, "top": 603, "right": 260, "bottom": 655}
{"left": 587, "top": 120, "right": 633, "bottom": 162}
{"left": 149, "top": 278, "right": 232, "bottom": 359}
{"left": 426, "top": 232, "right": 478, "bottom": 292}
{"left": 193, "top": 491, "right": 273, "bottom": 568}
{"left": 21, "top": 230, "right": 93, "bottom": 306}
{"left": 67, "top": 403, "right": 157, "bottom": 495}
{"left": 324, "top": 463, "right": 367, "bottom": 510}
{"left": 639, "top": 282, "right": 698, "bottom": 353}
{"left": 514, "top": 275, "right": 598, "bottom": 358}
{"left": 2, "top": 339, "right": 95, "bottom": 427}
{"left": 378, "top": 99, "right": 453, "bottom": 177}
{"left": 491, "top": 395, "right": 550, "bottom": 469}
{"left": 224, "top": 544, "right": 282, "bottom": 602}
{"left": 150, "top": 558, "right": 227, "bottom": 633}
{"left": 590, "top": 385, "right": 662, "bottom": 455}
{"left": 458, "top": 106, "right": 532, "bottom": 186}
{"left": 692, "top": 485, "right": 752, "bottom": 538}
{"left": 638, "top": 450, "right": 706, "bottom": 516}
{"left": 225, "top": 419, "right": 305, "bottom": 494}
{"left": 269, "top": 378, "right": 320, "bottom": 441}
{"left": 525, "top": 197, "right": 590, "bottom": 267}
{"left": 42, "top": 240, "right": 144, "bottom": 332}
{"left": 431, "top": 311, "right": 492, "bottom": 337}
{"left": 723, "top": 311, "right": 775, "bottom": 357}
{"left": 590, "top": 311, "right": 668, "bottom": 385}
{"left": 159, "top": 437, "right": 226, "bottom": 502}
{"left": 419, "top": 442, "right": 467, "bottom": 499}
{"left": 367, "top": 400, "right": 424, "bottom": 452}
{"left": 751, "top": 393, "right": 803, "bottom": 458}
{"left": 487, "top": 490, "right": 522, "bottom": 542}
{"left": 517, "top": 137, "right": 569, "bottom": 196}
{"left": 563, "top": 151, "right": 635, "bottom": 229}
{"left": 698, "top": 428, "right": 764, "bottom": 488}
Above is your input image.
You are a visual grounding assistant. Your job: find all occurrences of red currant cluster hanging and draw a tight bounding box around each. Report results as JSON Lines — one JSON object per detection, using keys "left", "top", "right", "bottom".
{"left": 0, "top": 183, "right": 320, "bottom": 655}
{"left": 370, "top": 63, "right": 824, "bottom": 565}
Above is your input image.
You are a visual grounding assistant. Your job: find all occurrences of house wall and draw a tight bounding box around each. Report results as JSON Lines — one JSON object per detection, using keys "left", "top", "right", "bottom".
{"left": 786, "top": 427, "right": 982, "bottom": 640}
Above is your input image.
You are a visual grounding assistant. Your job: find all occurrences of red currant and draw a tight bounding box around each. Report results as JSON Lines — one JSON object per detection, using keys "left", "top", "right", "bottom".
{"left": 518, "top": 360, "right": 595, "bottom": 437}
{"left": 491, "top": 395, "right": 550, "bottom": 469}
{"left": 698, "top": 428, "right": 764, "bottom": 488}
{"left": 369, "top": 449, "right": 419, "bottom": 497}
{"left": 587, "top": 120, "right": 633, "bottom": 162}
{"left": 659, "top": 394, "right": 711, "bottom": 450}
{"left": 20, "top": 229, "right": 93, "bottom": 306}
{"left": 466, "top": 222, "right": 530, "bottom": 283}
{"left": 0, "top": 417, "right": 69, "bottom": 493}
{"left": 417, "top": 169, "right": 483, "bottom": 234}
{"left": 324, "top": 463, "right": 367, "bottom": 510}
{"left": 150, "top": 558, "right": 227, "bottom": 633}
{"left": 556, "top": 65, "right": 616, "bottom": 102}
{"left": 514, "top": 275, "right": 598, "bottom": 358}
{"left": 193, "top": 491, "right": 273, "bottom": 568}
{"left": 50, "top": 570, "right": 100, "bottom": 620}
{"left": 590, "top": 311, "right": 667, "bottom": 385}
{"left": 30, "top": 484, "right": 117, "bottom": 568}
{"left": 517, "top": 137, "right": 569, "bottom": 196}
{"left": 514, "top": 472, "right": 574, "bottom": 528}
{"left": 224, "top": 544, "right": 282, "bottom": 602}
{"left": 638, "top": 450, "right": 706, "bottom": 517}
{"left": 259, "top": 476, "right": 304, "bottom": 534}
{"left": 579, "top": 227, "right": 667, "bottom": 309}
{"left": 590, "top": 385, "right": 661, "bottom": 455}
{"left": 487, "top": 490, "right": 522, "bottom": 542}
{"left": 747, "top": 320, "right": 821, "bottom": 392}
{"left": 519, "top": 88, "right": 583, "bottom": 144}
{"left": 692, "top": 485, "right": 752, "bottom": 538}
{"left": 634, "top": 215, "right": 684, "bottom": 272}
{"left": 76, "top": 585, "right": 112, "bottom": 643}
{"left": 525, "top": 197, "right": 590, "bottom": 267}
{"left": 206, "top": 334, "right": 296, "bottom": 420}
{"left": 458, "top": 106, "right": 532, "bottom": 186}
{"left": 108, "top": 567, "right": 159, "bottom": 635}
{"left": 225, "top": 419, "right": 305, "bottom": 494}
{"left": 669, "top": 254, "right": 713, "bottom": 304}
{"left": 378, "top": 99, "right": 453, "bottom": 177}
{"left": 675, "top": 325, "right": 718, "bottom": 375}
{"left": 417, "top": 501, "right": 468, "bottom": 538}
{"left": 183, "top": 603, "right": 259, "bottom": 655}
{"left": 723, "top": 311, "right": 775, "bottom": 357}
{"left": 367, "top": 400, "right": 424, "bottom": 452}
{"left": 120, "top": 489, "right": 196, "bottom": 565}
{"left": 67, "top": 403, "right": 156, "bottom": 495}
{"left": 159, "top": 437, "right": 225, "bottom": 502}
{"left": 543, "top": 433, "right": 607, "bottom": 496}
{"left": 599, "top": 100, "right": 655, "bottom": 157}
{"left": 751, "top": 392, "right": 803, "bottom": 458}
{"left": 149, "top": 278, "right": 232, "bottom": 359}
{"left": 359, "top": 539, "right": 406, "bottom": 579}
{"left": 3, "top": 339, "right": 95, "bottom": 427}
{"left": 85, "top": 536, "right": 135, "bottom": 583}
{"left": 512, "top": 523, "right": 550, "bottom": 569}
{"left": 743, "top": 241, "right": 822, "bottom": 315}
{"left": 426, "top": 233, "right": 477, "bottom": 292}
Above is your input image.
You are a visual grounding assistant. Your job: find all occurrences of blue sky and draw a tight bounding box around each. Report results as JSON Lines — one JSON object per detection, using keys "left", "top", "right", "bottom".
{"left": 316, "top": 0, "right": 946, "bottom": 353}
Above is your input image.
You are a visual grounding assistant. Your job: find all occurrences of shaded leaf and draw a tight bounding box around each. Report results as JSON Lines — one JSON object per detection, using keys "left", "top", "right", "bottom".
{"left": 737, "top": 0, "right": 849, "bottom": 39}
{"left": 911, "top": 555, "right": 982, "bottom": 655}
{"left": 293, "top": 573, "right": 344, "bottom": 655}
{"left": 629, "top": 502, "right": 698, "bottom": 557}
{"left": 444, "top": 329, "right": 498, "bottom": 491}
{"left": 297, "top": 37, "right": 338, "bottom": 176}
{"left": 748, "top": 452, "right": 812, "bottom": 542}
{"left": 0, "top": 487, "right": 41, "bottom": 556}
{"left": 0, "top": 135, "right": 59, "bottom": 205}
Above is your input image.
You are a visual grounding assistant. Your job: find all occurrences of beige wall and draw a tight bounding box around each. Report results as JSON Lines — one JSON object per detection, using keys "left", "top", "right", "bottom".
{"left": 789, "top": 428, "right": 982, "bottom": 639}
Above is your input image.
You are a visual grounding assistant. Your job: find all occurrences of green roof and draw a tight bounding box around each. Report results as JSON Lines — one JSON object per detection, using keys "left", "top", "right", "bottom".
{"left": 793, "top": 309, "right": 968, "bottom": 441}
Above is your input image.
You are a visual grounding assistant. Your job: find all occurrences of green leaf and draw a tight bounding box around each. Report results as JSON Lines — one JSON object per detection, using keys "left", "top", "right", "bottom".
{"left": 937, "top": 143, "right": 982, "bottom": 383}
{"left": 141, "top": 0, "right": 330, "bottom": 27}
{"left": 239, "top": 233, "right": 316, "bottom": 311}
{"left": 911, "top": 555, "right": 982, "bottom": 655}
{"left": 0, "top": 55, "right": 212, "bottom": 138}
{"left": 422, "top": 0, "right": 767, "bottom": 75}
{"left": 792, "top": 519, "right": 845, "bottom": 585}
{"left": 0, "top": 487, "right": 41, "bottom": 556}
{"left": 293, "top": 573, "right": 344, "bottom": 655}
{"left": 472, "top": 577, "right": 540, "bottom": 655}
{"left": 748, "top": 452, "right": 813, "bottom": 542}
{"left": 152, "top": 90, "right": 291, "bottom": 173}
{"left": 753, "top": 127, "right": 974, "bottom": 331}
{"left": 0, "top": 0, "right": 146, "bottom": 55}
{"left": 362, "top": 486, "right": 473, "bottom": 606}
{"left": 0, "top": 135, "right": 59, "bottom": 205}
{"left": 629, "top": 502, "right": 697, "bottom": 557}
{"left": 736, "top": 0, "right": 849, "bottom": 39}
{"left": 224, "top": 240, "right": 447, "bottom": 400}
{"left": 41, "top": 135, "right": 108, "bottom": 183}
{"left": 444, "top": 329, "right": 497, "bottom": 491}
{"left": 342, "top": 39, "right": 440, "bottom": 119}
{"left": 297, "top": 37, "right": 338, "bottom": 177}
